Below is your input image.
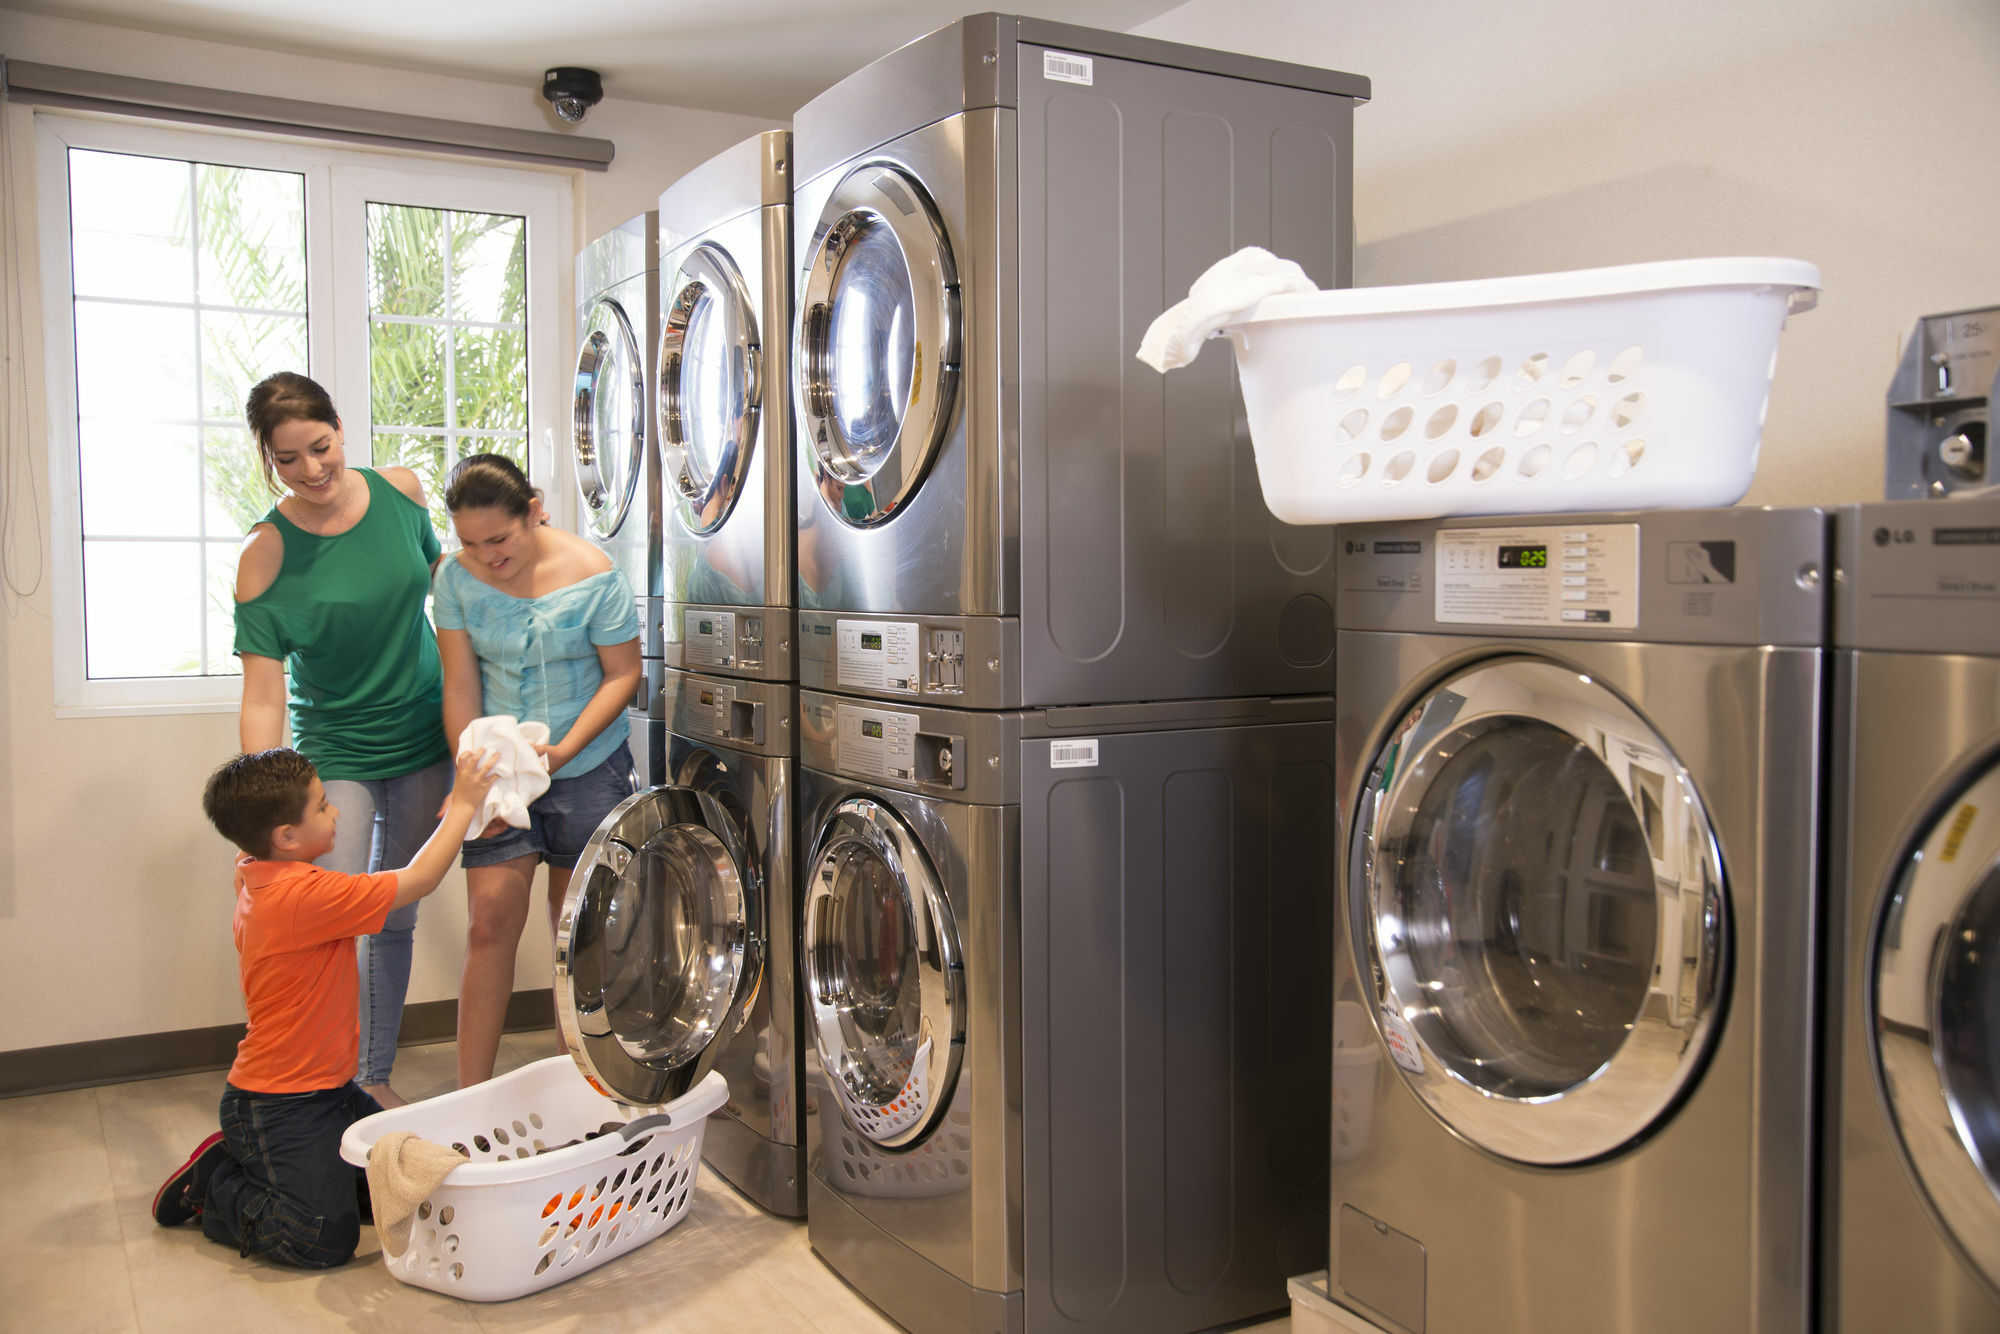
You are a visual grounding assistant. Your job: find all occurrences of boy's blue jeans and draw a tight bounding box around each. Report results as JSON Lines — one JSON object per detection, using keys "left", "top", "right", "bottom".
{"left": 201, "top": 1082, "right": 383, "bottom": 1268}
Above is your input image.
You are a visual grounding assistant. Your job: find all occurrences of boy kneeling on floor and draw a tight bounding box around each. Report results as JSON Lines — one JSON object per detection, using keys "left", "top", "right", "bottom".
{"left": 153, "top": 745, "right": 498, "bottom": 1267}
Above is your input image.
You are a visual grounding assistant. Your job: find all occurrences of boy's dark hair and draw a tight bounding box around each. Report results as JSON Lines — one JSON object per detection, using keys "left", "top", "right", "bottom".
{"left": 202, "top": 749, "right": 318, "bottom": 859}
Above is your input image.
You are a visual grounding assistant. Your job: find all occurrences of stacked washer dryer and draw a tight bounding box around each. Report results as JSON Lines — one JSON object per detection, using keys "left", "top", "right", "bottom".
{"left": 554, "top": 132, "right": 808, "bottom": 1219}
{"left": 1330, "top": 508, "right": 1825, "bottom": 1334}
{"left": 1825, "top": 498, "right": 2000, "bottom": 1332}
{"left": 571, "top": 213, "right": 664, "bottom": 785}
{"left": 788, "top": 15, "right": 1368, "bottom": 1334}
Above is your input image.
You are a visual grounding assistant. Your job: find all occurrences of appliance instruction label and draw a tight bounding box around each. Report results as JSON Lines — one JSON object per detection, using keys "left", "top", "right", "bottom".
{"left": 836, "top": 702, "right": 919, "bottom": 781}
{"left": 683, "top": 609, "right": 737, "bottom": 669}
{"left": 685, "top": 678, "right": 736, "bottom": 741}
{"left": 1435, "top": 524, "right": 1640, "bottom": 629}
{"left": 836, "top": 619, "right": 921, "bottom": 693}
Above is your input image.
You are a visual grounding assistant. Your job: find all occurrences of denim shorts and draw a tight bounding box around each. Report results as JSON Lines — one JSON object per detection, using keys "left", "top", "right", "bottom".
{"left": 461, "top": 741, "right": 635, "bottom": 870}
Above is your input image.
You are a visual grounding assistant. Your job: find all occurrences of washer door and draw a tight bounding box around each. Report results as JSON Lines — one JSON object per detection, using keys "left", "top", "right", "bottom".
{"left": 801, "top": 795, "right": 964, "bottom": 1149}
{"left": 555, "top": 786, "right": 762, "bottom": 1106}
{"left": 1350, "top": 655, "right": 1728, "bottom": 1165}
{"left": 794, "top": 162, "right": 959, "bottom": 529}
{"left": 572, "top": 295, "right": 646, "bottom": 542}
{"left": 659, "top": 243, "right": 759, "bottom": 537}
{"left": 1873, "top": 756, "right": 2000, "bottom": 1292}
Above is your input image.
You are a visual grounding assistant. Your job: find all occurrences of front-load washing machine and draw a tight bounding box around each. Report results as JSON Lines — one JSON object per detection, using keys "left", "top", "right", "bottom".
{"left": 1825, "top": 498, "right": 2000, "bottom": 1332}
{"left": 797, "top": 689, "right": 1335, "bottom": 1333}
{"left": 790, "top": 15, "right": 1370, "bottom": 709}
{"left": 1330, "top": 507, "right": 1826, "bottom": 1334}
{"left": 658, "top": 131, "right": 797, "bottom": 682}
{"left": 573, "top": 214, "right": 664, "bottom": 784}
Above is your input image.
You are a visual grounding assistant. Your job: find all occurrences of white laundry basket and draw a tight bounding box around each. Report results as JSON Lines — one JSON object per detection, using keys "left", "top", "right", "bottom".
{"left": 338, "top": 1057, "right": 728, "bottom": 1302}
{"left": 1221, "top": 257, "right": 1821, "bottom": 524}
{"left": 1330, "top": 1001, "right": 1381, "bottom": 1163}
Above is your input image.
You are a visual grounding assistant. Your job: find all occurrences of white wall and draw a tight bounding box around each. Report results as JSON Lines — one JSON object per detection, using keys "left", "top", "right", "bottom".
{"left": 0, "top": 10, "right": 771, "bottom": 1054}
{"left": 1137, "top": 0, "right": 2000, "bottom": 507}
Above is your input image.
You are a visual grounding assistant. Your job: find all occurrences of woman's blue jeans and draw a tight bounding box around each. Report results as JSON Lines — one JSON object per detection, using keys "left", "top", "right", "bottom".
{"left": 318, "top": 759, "right": 453, "bottom": 1086}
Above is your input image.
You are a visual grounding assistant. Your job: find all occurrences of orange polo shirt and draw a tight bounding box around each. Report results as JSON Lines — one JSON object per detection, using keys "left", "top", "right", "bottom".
{"left": 226, "top": 856, "right": 398, "bottom": 1094}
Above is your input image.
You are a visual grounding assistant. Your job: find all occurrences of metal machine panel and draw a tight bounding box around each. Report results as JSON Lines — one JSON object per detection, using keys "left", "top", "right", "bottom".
{"left": 1833, "top": 498, "right": 2000, "bottom": 654}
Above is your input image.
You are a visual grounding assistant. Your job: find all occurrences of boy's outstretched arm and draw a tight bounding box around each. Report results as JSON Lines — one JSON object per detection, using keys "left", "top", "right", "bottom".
{"left": 389, "top": 749, "right": 500, "bottom": 909}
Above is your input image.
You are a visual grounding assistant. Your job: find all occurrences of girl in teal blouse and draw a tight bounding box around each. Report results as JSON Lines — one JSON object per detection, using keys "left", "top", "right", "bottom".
{"left": 434, "top": 453, "right": 641, "bottom": 1087}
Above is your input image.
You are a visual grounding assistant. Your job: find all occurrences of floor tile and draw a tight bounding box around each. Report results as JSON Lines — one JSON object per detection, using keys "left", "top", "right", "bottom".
{"left": 0, "top": 1083, "right": 103, "bottom": 1153}
{"left": 0, "top": 1238, "right": 139, "bottom": 1333}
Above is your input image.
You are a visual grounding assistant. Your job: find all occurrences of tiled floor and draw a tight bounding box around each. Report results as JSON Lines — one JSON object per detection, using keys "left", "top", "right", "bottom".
{"left": 1, "top": 1032, "right": 1295, "bottom": 1333}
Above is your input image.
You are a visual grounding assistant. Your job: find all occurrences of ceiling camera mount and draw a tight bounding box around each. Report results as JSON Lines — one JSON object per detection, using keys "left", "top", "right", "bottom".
{"left": 542, "top": 67, "right": 604, "bottom": 123}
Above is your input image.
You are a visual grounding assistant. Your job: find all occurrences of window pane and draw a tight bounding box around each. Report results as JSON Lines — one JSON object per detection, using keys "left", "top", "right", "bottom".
{"left": 76, "top": 301, "right": 198, "bottom": 423}
{"left": 452, "top": 212, "right": 526, "bottom": 324}
{"left": 202, "top": 310, "right": 308, "bottom": 421}
{"left": 68, "top": 150, "right": 193, "bottom": 303}
{"left": 205, "top": 541, "right": 245, "bottom": 676}
{"left": 456, "top": 326, "right": 528, "bottom": 429}
{"left": 79, "top": 420, "right": 200, "bottom": 538}
{"left": 368, "top": 203, "right": 445, "bottom": 318}
{"left": 375, "top": 433, "right": 449, "bottom": 537}
{"left": 370, "top": 321, "right": 446, "bottom": 428}
{"left": 84, "top": 540, "right": 202, "bottom": 678}
{"left": 204, "top": 426, "right": 272, "bottom": 536}
{"left": 196, "top": 163, "right": 306, "bottom": 310}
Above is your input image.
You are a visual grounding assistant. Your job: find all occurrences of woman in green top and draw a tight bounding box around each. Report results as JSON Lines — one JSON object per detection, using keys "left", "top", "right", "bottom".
{"left": 233, "top": 372, "right": 452, "bottom": 1109}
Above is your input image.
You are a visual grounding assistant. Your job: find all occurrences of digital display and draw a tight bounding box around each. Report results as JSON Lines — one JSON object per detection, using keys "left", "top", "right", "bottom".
{"left": 1498, "top": 544, "right": 1549, "bottom": 569}
{"left": 698, "top": 619, "right": 714, "bottom": 635}
{"left": 861, "top": 633, "right": 884, "bottom": 651}
{"left": 862, "top": 719, "right": 885, "bottom": 739}
{"left": 699, "top": 690, "right": 714, "bottom": 706}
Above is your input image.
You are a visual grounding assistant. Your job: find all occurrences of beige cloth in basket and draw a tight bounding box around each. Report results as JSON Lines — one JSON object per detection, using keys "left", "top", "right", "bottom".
{"left": 365, "top": 1131, "right": 469, "bottom": 1258}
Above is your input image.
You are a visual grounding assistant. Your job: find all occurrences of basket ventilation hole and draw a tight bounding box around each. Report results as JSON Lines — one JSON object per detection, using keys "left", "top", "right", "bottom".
{"left": 589, "top": 1205, "right": 605, "bottom": 1228}
{"left": 535, "top": 1252, "right": 554, "bottom": 1276}
{"left": 1561, "top": 396, "right": 1596, "bottom": 433}
{"left": 568, "top": 1188, "right": 586, "bottom": 1210}
{"left": 1380, "top": 406, "right": 1413, "bottom": 442}
{"left": 472, "top": 1135, "right": 490, "bottom": 1154}
{"left": 1515, "top": 352, "right": 1549, "bottom": 387}
{"left": 1514, "top": 399, "right": 1551, "bottom": 437}
{"left": 1517, "top": 444, "right": 1552, "bottom": 480}
{"left": 612, "top": 1169, "right": 628, "bottom": 1191}
{"left": 1562, "top": 441, "right": 1599, "bottom": 480}
{"left": 426, "top": 1257, "right": 441, "bottom": 1278}
{"left": 1606, "top": 345, "right": 1644, "bottom": 384}
{"left": 1425, "top": 404, "right": 1459, "bottom": 439}
{"left": 1382, "top": 451, "right": 1416, "bottom": 485}
{"left": 538, "top": 1223, "right": 559, "bottom": 1246}
{"left": 1469, "top": 402, "right": 1505, "bottom": 438}
{"left": 417, "top": 1202, "right": 432, "bottom": 1221}
{"left": 529, "top": 1112, "right": 545, "bottom": 1130}
{"left": 425, "top": 1227, "right": 437, "bottom": 1248}
{"left": 592, "top": 1176, "right": 608, "bottom": 1199}
{"left": 493, "top": 1127, "right": 509, "bottom": 1146}
{"left": 1472, "top": 446, "right": 1507, "bottom": 482}
{"left": 443, "top": 1233, "right": 459, "bottom": 1254}
{"left": 533, "top": 1139, "right": 547, "bottom": 1152}
{"left": 1610, "top": 392, "right": 1645, "bottom": 429}
{"left": 512, "top": 1120, "right": 528, "bottom": 1137}
{"left": 450, "top": 1263, "right": 463, "bottom": 1281}
{"left": 632, "top": 1159, "right": 648, "bottom": 1181}
{"left": 438, "top": 1205, "right": 453, "bottom": 1226}
{"left": 1609, "top": 438, "right": 1647, "bottom": 477}
{"left": 1423, "top": 358, "right": 1456, "bottom": 395}
{"left": 1335, "top": 408, "right": 1369, "bottom": 445}
{"left": 566, "top": 1214, "right": 583, "bottom": 1238}
{"left": 1427, "top": 450, "right": 1461, "bottom": 484}
{"left": 586, "top": 1234, "right": 603, "bottom": 1258}
{"left": 451, "top": 1143, "right": 469, "bottom": 1156}
{"left": 1560, "top": 350, "right": 1595, "bottom": 387}
{"left": 542, "top": 1194, "right": 562, "bottom": 1219}
{"left": 647, "top": 1181, "right": 663, "bottom": 1202}
{"left": 1377, "top": 362, "right": 1413, "bottom": 398}
{"left": 515, "top": 1147, "right": 529, "bottom": 1159}
{"left": 1466, "top": 355, "right": 1502, "bottom": 392}
{"left": 404, "top": 1253, "right": 418, "bottom": 1273}
{"left": 561, "top": 1243, "right": 580, "bottom": 1267}
{"left": 1333, "top": 364, "right": 1367, "bottom": 400}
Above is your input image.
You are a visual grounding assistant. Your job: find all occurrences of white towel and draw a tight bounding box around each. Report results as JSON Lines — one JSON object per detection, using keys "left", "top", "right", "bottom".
{"left": 457, "top": 716, "right": 552, "bottom": 835}
{"left": 1135, "top": 246, "right": 1320, "bottom": 373}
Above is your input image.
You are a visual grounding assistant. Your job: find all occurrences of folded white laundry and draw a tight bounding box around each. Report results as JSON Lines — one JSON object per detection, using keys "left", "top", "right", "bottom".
{"left": 457, "top": 715, "right": 552, "bottom": 835}
{"left": 1135, "top": 246, "right": 1320, "bottom": 373}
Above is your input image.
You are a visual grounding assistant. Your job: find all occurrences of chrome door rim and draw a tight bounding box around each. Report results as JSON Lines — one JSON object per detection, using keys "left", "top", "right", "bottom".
{"left": 1871, "top": 754, "right": 2000, "bottom": 1292}
{"left": 554, "top": 785, "right": 761, "bottom": 1107}
{"left": 659, "top": 242, "right": 760, "bottom": 537}
{"left": 1350, "top": 654, "right": 1729, "bottom": 1165}
{"left": 573, "top": 295, "right": 646, "bottom": 541}
{"left": 793, "top": 160, "right": 960, "bottom": 530}
{"left": 801, "top": 795, "right": 964, "bottom": 1148}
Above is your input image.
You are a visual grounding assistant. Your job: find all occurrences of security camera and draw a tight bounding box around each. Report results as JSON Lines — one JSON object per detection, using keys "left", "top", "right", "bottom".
{"left": 542, "top": 68, "right": 604, "bottom": 123}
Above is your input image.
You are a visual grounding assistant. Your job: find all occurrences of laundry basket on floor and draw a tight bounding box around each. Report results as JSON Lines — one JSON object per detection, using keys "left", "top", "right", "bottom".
{"left": 339, "top": 1057, "right": 728, "bottom": 1301}
{"left": 1220, "top": 257, "right": 1821, "bottom": 524}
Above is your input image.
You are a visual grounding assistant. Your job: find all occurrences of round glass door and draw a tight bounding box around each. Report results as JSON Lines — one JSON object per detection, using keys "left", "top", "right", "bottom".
{"left": 1872, "top": 756, "right": 2000, "bottom": 1291}
{"left": 572, "top": 296, "right": 645, "bottom": 541}
{"left": 659, "top": 243, "right": 759, "bottom": 536}
{"left": 794, "top": 162, "right": 959, "bottom": 529}
{"left": 801, "top": 796, "right": 963, "bottom": 1148}
{"left": 1350, "top": 656, "right": 1728, "bottom": 1165}
{"left": 555, "top": 786, "right": 760, "bottom": 1106}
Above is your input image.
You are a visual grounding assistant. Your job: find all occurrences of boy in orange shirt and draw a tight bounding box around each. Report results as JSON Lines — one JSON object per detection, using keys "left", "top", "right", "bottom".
{"left": 153, "top": 745, "right": 498, "bottom": 1268}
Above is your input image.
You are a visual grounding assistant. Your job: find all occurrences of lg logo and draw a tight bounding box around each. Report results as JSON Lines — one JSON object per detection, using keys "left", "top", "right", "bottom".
{"left": 1873, "top": 527, "right": 1916, "bottom": 547}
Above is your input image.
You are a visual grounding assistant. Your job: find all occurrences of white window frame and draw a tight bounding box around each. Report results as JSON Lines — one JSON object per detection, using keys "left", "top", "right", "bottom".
{"left": 36, "top": 112, "right": 572, "bottom": 718}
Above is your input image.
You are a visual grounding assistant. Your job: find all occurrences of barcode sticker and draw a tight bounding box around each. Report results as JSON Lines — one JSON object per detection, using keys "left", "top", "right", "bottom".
{"left": 1049, "top": 739, "right": 1099, "bottom": 769}
{"left": 1042, "top": 50, "right": 1094, "bottom": 86}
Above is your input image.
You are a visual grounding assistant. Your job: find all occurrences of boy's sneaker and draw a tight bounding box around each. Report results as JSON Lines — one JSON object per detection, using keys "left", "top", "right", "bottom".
{"left": 152, "top": 1132, "right": 228, "bottom": 1227}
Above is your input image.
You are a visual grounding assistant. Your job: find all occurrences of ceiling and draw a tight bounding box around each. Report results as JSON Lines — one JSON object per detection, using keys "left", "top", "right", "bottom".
{"left": 7, "top": 0, "right": 1189, "bottom": 119}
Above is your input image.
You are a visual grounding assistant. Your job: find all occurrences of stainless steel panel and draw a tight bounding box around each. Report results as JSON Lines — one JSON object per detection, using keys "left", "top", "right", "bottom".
{"left": 1338, "top": 1206, "right": 1426, "bottom": 1334}
{"left": 1833, "top": 498, "right": 2000, "bottom": 654}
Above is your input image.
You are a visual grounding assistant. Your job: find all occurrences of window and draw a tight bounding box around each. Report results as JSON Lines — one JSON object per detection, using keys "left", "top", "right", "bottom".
{"left": 37, "top": 115, "right": 570, "bottom": 716}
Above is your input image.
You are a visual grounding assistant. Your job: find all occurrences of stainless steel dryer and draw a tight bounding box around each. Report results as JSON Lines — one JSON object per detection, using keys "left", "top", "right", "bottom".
{"left": 1826, "top": 498, "right": 2000, "bottom": 1332}
{"left": 1331, "top": 507, "right": 1826, "bottom": 1334}
{"left": 574, "top": 214, "right": 664, "bottom": 783}
{"left": 658, "top": 131, "right": 797, "bottom": 682}
{"left": 790, "top": 14, "right": 1370, "bottom": 708}
{"left": 797, "top": 690, "right": 1335, "bottom": 1333}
